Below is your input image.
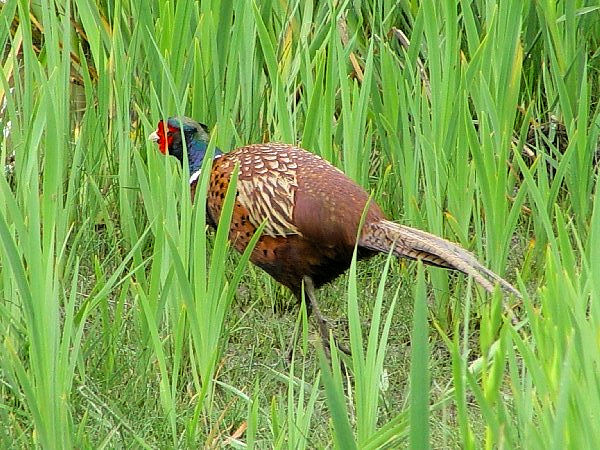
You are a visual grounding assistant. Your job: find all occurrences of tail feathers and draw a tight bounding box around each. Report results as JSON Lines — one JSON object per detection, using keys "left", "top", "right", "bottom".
{"left": 359, "top": 220, "right": 521, "bottom": 298}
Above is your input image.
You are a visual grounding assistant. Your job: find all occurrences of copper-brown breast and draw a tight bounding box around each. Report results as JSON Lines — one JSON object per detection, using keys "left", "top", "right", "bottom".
{"left": 206, "top": 154, "right": 255, "bottom": 254}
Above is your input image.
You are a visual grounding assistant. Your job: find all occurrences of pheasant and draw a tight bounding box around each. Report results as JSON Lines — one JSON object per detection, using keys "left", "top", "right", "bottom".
{"left": 149, "top": 117, "right": 520, "bottom": 350}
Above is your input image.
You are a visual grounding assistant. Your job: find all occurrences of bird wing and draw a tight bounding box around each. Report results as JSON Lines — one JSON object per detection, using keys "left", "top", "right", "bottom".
{"left": 225, "top": 144, "right": 302, "bottom": 238}
{"left": 237, "top": 173, "right": 300, "bottom": 237}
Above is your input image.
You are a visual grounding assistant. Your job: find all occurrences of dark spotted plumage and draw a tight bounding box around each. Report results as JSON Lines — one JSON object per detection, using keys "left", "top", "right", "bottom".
{"left": 149, "top": 117, "right": 521, "bottom": 348}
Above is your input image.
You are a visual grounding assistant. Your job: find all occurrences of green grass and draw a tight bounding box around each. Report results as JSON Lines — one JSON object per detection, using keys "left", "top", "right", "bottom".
{"left": 1, "top": 0, "right": 600, "bottom": 447}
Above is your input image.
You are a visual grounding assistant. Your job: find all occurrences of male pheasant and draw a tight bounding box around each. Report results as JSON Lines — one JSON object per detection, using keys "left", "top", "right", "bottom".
{"left": 149, "top": 117, "right": 520, "bottom": 348}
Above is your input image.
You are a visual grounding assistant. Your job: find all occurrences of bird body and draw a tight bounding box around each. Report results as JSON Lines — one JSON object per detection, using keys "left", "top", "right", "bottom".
{"left": 149, "top": 117, "right": 520, "bottom": 341}
{"left": 205, "top": 142, "right": 383, "bottom": 298}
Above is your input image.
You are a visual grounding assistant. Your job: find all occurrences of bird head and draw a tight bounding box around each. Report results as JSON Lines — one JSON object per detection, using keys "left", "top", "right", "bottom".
{"left": 148, "top": 116, "right": 220, "bottom": 174}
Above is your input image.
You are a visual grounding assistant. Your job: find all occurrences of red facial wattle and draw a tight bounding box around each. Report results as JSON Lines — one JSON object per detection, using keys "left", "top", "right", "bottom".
{"left": 156, "top": 120, "right": 177, "bottom": 154}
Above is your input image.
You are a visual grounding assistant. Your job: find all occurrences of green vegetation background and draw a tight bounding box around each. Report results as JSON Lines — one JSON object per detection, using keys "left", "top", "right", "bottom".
{"left": 0, "top": 0, "right": 599, "bottom": 447}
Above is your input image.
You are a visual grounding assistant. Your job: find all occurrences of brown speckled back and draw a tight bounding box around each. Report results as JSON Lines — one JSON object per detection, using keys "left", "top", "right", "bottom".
{"left": 207, "top": 143, "right": 384, "bottom": 243}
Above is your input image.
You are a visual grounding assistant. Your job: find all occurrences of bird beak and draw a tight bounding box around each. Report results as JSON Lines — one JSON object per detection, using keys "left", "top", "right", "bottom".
{"left": 148, "top": 131, "right": 159, "bottom": 143}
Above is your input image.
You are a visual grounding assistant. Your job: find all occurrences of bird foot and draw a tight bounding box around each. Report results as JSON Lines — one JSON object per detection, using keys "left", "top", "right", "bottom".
{"left": 314, "top": 314, "right": 351, "bottom": 357}
{"left": 284, "top": 313, "right": 351, "bottom": 364}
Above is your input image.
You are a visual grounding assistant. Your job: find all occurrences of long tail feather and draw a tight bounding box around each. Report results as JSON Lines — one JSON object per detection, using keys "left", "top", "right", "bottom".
{"left": 359, "top": 220, "right": 521, "bottom": 298}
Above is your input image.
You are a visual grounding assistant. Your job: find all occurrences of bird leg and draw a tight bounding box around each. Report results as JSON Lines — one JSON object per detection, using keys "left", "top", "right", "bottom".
{"left": 285, "top": 277, "right": 351, "bottom": 362}
{"left": 302, "top": 276, "right": 351, "bottom": 356}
